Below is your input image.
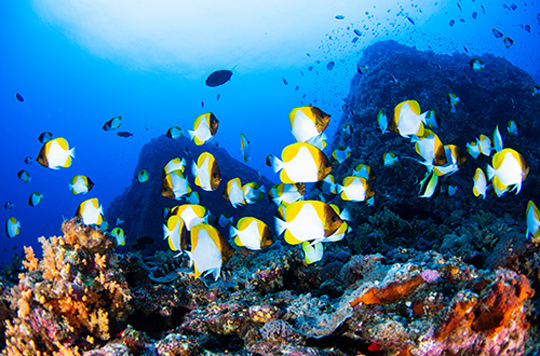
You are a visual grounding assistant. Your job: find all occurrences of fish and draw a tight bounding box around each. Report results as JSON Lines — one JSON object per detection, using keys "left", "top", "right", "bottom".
{"left": 354, "top": 29, "right": 362, "bottom": 36}
{"left": 504, "top": 37, "right": 514, "bottom": 48}
{"left": 447, "top": 93, "right": 460, "bottom": 113}
{"left": 185, "top": 223, "right": 234, "bottom": 280}
{"left": 472, "top": 12, "right": 478, "bottom": 19}
{"left": 470, "top": 58, "right": 485, "bottom": 71}
{"left": 447, "top": 185, "right": 458, "bottom": 197}
{"left": 316, "top": 174, "right": 337, "bottom": 195}
{"left": 111, "top": 227, "right": 125, "bottom": 246}
{"left": 337, "top": 176, "right": 374, "bottom": 202}
{"left": 449, "top": 19, "right": 455, "bottom": 27}
{"left": 102, "top": 116, "right": 122, "bottom": 131}
{"left": 117, "top": 131, "right": 133, "bottom": 137}
{"left": 38, "top": 132, "right": 53, "bottom": 143}
{"left": 240, "top": 133, "right": 250, "bottom": 162}
{"left": 192, "top": 152, "right": 221, "bottom": 191}
{"left": 222, "top": 178, "right": 245, "bottom": 208}
{"left": 163, "top": 157, "right": 186, "bottom": 176}
{"left": 493, "top": 29, "right": 503, "bottom": 38}
{"left": 161, "top": 170, "right": 192, "bottom": 200}
{"left": 289, "top": 106, "right": 330, "bottom": 143}
{"left": 335, "top": 15, "right": 345, "bottom": 20}
{"left": 526, "top": 201, "right": 540, "bottom": 239}
{"left": 477, "top": 135, "right": 492, "bottom": 156}
{"left": 391, "top": 100, "right": 428, "bottom": 137}
{"left": 466, "top": 141, "right": 481, "bottom": 159}
{"left": 342, "top": 124, "right": 353, "bottom": 135}
{"left": 201, "top": 101, "right": 204, "bottom": 108}
{"left": 269, "top": 183, "right": 305, "bottom": 206}
{"left": 69, "top": 175, "right": 94, "bottom": 195}
{"left": 216, "top": 94, "right": 221, "bottom": 101}
{"left": 533, "top": 86, "right": 540, "bottom": 96}
{"left": 473, "top": 167, "right": 487, "bottom": 199}
{"left": 24, "top": 156, "right": 33, "bottom": 165}
{"left": 215, "top": 213, "right": 233, "bottom": 228}
{"left": 407, "top": 17, "right": 415, "bottom": 25}
{"left": 507, "top": 120, "right": 519, "bottom": 136}
{"left": 15, "top": 93, "right": 24, "bottom": 102}
{"left": 243, "top": 182, "right": 265, "bottom": 204}
{"left": 433, "top": 145, "right": 467, "bottom": 176}
{"left": 186, "top": 191, "right": 201, "bottom": 205}
{"left": 283, "top": 78, "right": 288, "bottom": 85}
{"left": 75, "top": 198, "right": 104, "bottom": 226}
{"left": 487, "top": 148, "right": 529, "bottom": 196}
{"left": 352, "top": 164, "right": 376, "bottom": 181}
{"left": 383, "top": 152, "right": 399, "bottom": 166}
{"left": 377, "top": 109, "right": 389, "bottom": 134}
{"left": 4, "top": 202, "right": 14, "bottom": 209}
{"left": 357, "top": 65, "right": 369, "bottom": 74}
{"left": 5, "top": 217, "right": 20, "bottom": 238}
{"left": 493, "top": 125, "right": 503, "bottom": 152}
{"left": 163, "top": 215, "right": 188, "bottom": 253}
{"left": 331, "top": 146, "right": 352, "bottom": 164}
{"left": 166, "top": 126, "right": 183, "bottom": 139}
{"left": 115, "top": 218, "right": 124, "bottom": 225}
{"left": 169, "top": 204, "right": 210, "bottom": 231}
{"left": 37, "top": 137, "right": 75, "bottom": 169}
{"left": 205, "top": 70, "right": 233, "bottom": 87}
{"left": 413, "top": 129, "right": 446, "bottom": 168}
{"left": 275, "top": 200, "right": 349, "bottom": 246}
{"left": 17, "top": 170, "right": 31, "bottom": 183}
{"left": 271, "top": 142, "right": 332, "bottom": 183}
{"left": 230, "top": 217, "right": 273, "bottom": 250}
{"left": 28, "top": 192, "right": 43, "bottom": 207}
{"left": 419, "top": 171, "right": 439, "bottom": 198}
{"left": 189, "top": 112, "right": 219, "bottom": 146}
{"left": 137, "top": 170, "right": 149, "bottom": 183}
{"left": 326, "top": 61, "right": 335, "bottom": 70}
{"left": 302, "top": 241, "right": 324, "bottom": 264}
{"left": 425, "top": 110, "right": 440, "bottom": 128}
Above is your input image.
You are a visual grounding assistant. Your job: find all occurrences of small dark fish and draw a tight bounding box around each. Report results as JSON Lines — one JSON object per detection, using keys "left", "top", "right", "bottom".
{"left": 354, "top": 29, "right": 362, "bottom": 36}
{"left": 295, "top": 86, "right": 299, "bottom": 91}
{"left": 449, "top": 19, "right": 455, "bottom": 27}
{"left": 472, "top": 12, "right": 477, "bottom": 19}
{"left": 463, "top": 46, "right": 469, "bottom": 54}
{"left": 407, "top": 17, "right": 415, "bottom": 25}
{"left": 504, "top": 37, "right": 514, "bottom": 48}
{"left": 38, "top": 132, "right": 53, "bottom": 143}
{"left": 15, "top": 93, "right": 24, "bottom": 102}
{"left": 102, "top": 116, "right": 121, "bottom": 131}
{"left": 308, "top": 66, "right": 313, "bottom": 71}
{"left": 205, "top": 70, "right": 233, "bottom": 87}
{"left": 17, "top": 170, "right": 31, "bottom": 183}
{"left": 283, "top": 78, "right": 288, "bottom": 85}
{"left": 327, "top": 61, "right": 335, "bottom": 70}
{"left": 217, "top": 94, "right": 221, "bottom": 101}
{"left": 352, "top": 37, "right": 358, "bottom": 43}
{"left": 481, "top": 5, "right": 486, "bottom": 14}
{"left": 4, "top": 202, "right": 13, "bottom": 209}
{"left": 335, "top": 15, "right": 345, "bottom": 20}
{"left": 492, "top": 28, "right": 503, "bottom": 38}
{"left": 302, "top": 94, "right": 306, "bottom": 98}
{"left": 201, "top": 101, "right": 204, "bottom": 108}
{"left": 24, "top": 156, "right": 32, "bottom": 165}
{"left": 511, "top": 3, "right": 517, "bottom": 10}
{"left": 117, "top": 131, "right": 133, "bottom": 138}
{"left": 457, "top": 3, "right": 462, "bottom": 12}
{"left": 525, "top": 25, "right": 531, "bottom": 33}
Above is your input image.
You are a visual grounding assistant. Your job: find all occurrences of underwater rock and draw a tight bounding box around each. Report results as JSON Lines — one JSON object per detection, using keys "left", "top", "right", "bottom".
{"left": 105, "top": 135, "right": 276, "bottom": 254}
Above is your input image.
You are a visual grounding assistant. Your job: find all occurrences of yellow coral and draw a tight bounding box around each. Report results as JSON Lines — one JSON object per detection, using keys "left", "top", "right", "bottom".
{"left": 22, "top": 246, "right": 39, "bottom": 272}
{"left": 94, "top": 253, "right": 107, "bottom": 270}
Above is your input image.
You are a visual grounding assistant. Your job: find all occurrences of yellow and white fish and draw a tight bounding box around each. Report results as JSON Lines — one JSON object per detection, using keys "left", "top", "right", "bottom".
{"left": 37, "top": 137, "right": 75, "bottom": 169}
{"left": 301, "top": 241, "right": 324, "bottom": 264}
{"left": 17, "top": 170, "right": 31, "bottom": 183}
{"left": 242, "top": 182, "right": 265, "bottom": 204}
{"left": 188, "top": 112, "right": 219, "bottom": 146}
{"left": 186, "top": 191, "right": 200, "bottom": 205}
{"left": 240, "top": 133, "right": 250, "bottom": 163}
{"left": 377, "top": 109, "right": 389, "bottom": 134}
{"left": 271, "top": 143, "right": 332, "bottom": 183}
{"left": 447, "top": 93, "right": 460, "bottom": 113}
{"left": 75, "top": 198, "right": 104, "bottom": 226}
{"left": 163, "top": 157, "right": 186, "bottom": 176}
{"left": 507, "top": 120, "right": 519, "bottom": 136}
{"left": 28, "top": 192, "right": 43, "bottom": 207}
{"left": 222, "top": 178, "right": 245, "bottom": 208}
{"left": 425, "top": 110, "right": 440, "bottom": 128}
{"left": 163, "top": 215, "right": 188, "bottom": 253}
{"left": 342, "top": 124, "right": 353, "bottom": 135}
{"left": 185, "top": 223, "right": 234, "bottom": 281}
{"left": 230, "top": 217, "right": 273, "bottom": 250}
{"left": 317, "top": 174, "right": 337, "bottom": 195}
{"left": 331, "top": 146, "right": 352, "bottom": 165}
{"left": 70, "top": 175, "right": 94, "bottom": 195}
{"left": 269, "top": 183, "right": 305, "bottom": 206}
{"left": 418, "top": 171, "right": 439, "bottom": 198}
{"left": 289, "top": 106, "right": 330, "bottom": 143}
{"left": 486, "top": 148, "right": 529, "bottom": 196}
{"left": 166, "top": 126, "right": 183, "bottom": 139}
{"left": 169, "top": 204, "right": 210, "bottom": 231}
{"left": 477, "top": 135, "right": 492, "bottom": 156}
{"left": 352, "top": 164, "right": 376, "bottom": 181}
{"left": 466, "top": 141, "right": 481, "bottom": 159}
{"left": 383, "top": 152, "right": 399, "bottom": 166}
{"left": 192, "top": 152, "right": 221, "bottom": 191}
{"left": 161, "top": 170, "right": 192, "bottom": 200}
{"left": 391, "top": 100, "right": 428, "bottom": 138}
{"left": 137, "top": 170, "right": 149, "bottom": 183}
{"left": 111, "top": 227, "right": 125, "bottom": 246}
{"left": 433, "top": 145, "right": 466, "bottom": 177}
{"left": 470, "top": 58, "right": 485, "bottom": 71}
{"left": 5, "top": 217, "right": 20, "bottom": 238}
{"left": 473, "top": 167, "right": 487, "bottom": 199}
{"left": 413, "top": 129, "right": 446, "bottom": 168}
{"left": 275, "top": 200, "right": 349, "bottom": 245}
{"left": 337, "top": 176, "right": 374, "bottom": 202}
{"left": 493, "top": 125, "right": 503, "bottom": 152}
{"left": 526, "top": 201, "right": 540, "bottom": 239}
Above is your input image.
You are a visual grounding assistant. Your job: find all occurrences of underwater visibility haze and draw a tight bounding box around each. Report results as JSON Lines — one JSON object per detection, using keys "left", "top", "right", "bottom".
{"left": 1, "top": 0, "right": 540, "bottom": 355}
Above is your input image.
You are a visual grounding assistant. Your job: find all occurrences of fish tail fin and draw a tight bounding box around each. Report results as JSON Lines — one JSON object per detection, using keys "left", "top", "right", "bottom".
{"left": 191, "top": 161, "right": 199, "bottom": 178}
{"left": 163, "top": 224, "right": 170, "bottom": 239}
{"left": 486, "top": 164, "right": 496, "bottom": 181}
{"left": 188, "top": 130, "right": 196, "bottom": 140}
{"left": 271, "top": 156, "right": 284, "bottom": 173}
{"left": 274, "top": 216, "right": 287, "bottom": 236}
{"left": 340, "top": 208, "right": 351, "bottom": 221}
{"left": 70, "top": 147, "right": 76, "bottom": 159}
{"left": 229, "top": 225, "right": 239, "bottom": 238}
{"left": 336, "top": 184, "right": 344, "bottom": 194}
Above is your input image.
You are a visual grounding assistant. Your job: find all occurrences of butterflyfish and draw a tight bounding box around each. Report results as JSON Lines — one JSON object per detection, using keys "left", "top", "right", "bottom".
{"left": 269, "top": 183, "right": 305, "bottom": 206}
{"left": 473, "top": 167, "right": 487, "bottom": 199}
{"left": 316, "top": 174, "right": 337, "bottom": 195}
{"left": 271, "top": 142, "right": 332, "bottom": 183}
{"left": 70, "top": 175, "right": 94, "bottom": 195}
{"left": 5, "top": 217, "right": 20, "bottom": 238}
{"left": 240, "top": 133, "right": 250, "bottom": 162}
{"left": 17, "top": 170, "right": 31, "bottom": 183}
{"left": 37, "top": 137, "right": 75, "bottom": 169}
{"left": 28, "top": 192, "right": 43, "bottom": 207}
{"left": 4, "top": 202, "right": 14, "bottom": 210}
{"left": 383, "top": 152, "right": 399, "bottom": 166}
{"left": 24, "top": 156, "right": 32, "bottom": 165}
{"left": 166, "top": 126, "right": 183, "bottom": 139}
{"left": 342, "top": 124, "right": 353, "bottom": 135}
{"left": 169, "top": 204, "right": 209, "bottom": 231}
{"left": 186, "top": 191, "right": 201, "bottom": 205}
{"left": 391, "top": 100, "right": 428, "bottom": 138}
{"left": 526, "top": 201, "right": 540, "bottom": 239}
{"left": 192, "top": 152, "right": 221, "bottom": 191}
{"left": 413, "top": 129, "right": 446, "bottom": 168}
{"left": 507, "top": 120, "right": 519, "bottom": 136}
{"left": 75, "top": 198, "right": 104, "bottom": 226}
{"left": 102, "top": 116, "right": 121, "bottom": 131}
{"left": 161, "top": 170, "right": 191, "bottom": 200}
{"left": 189, "top": 113, "right": 219, "bottom": 146}
{"left": 185, "top": 223, "right": 234, "bottom": 280}
{"left": 289, "top": 106, "right": 331, "bottom": 143}
{"left": 215, "top": 213, "right": 233, "bottom": 228}
{"left": 163, "top": 157, "right": 187, "bottom": 176}
{"left": 470, "top": 58, "right": 485, "bottom": 71}
{"left": 337, "top": 176, "right": 374, "bottom": 202}
{"left": 486, "top": 148, "right": 528, "bottom": 196}
{"left": 163, "top": 215, "right": 188, "bottom": 253}
{"left": 419, "top": 171, "right": 439, "bottom": 198}
{"left": 331, "top": 146, "right": 352, "bottom": 165}
{"left": 425, "top": 110, "right": 440, "bottom": 128}
{"left": 493, "top": 125, "right": 503, "bottom": 152}
{"left": 137, "top": 170, "right": 149, "bottom": 183}
{"left": 230, "top": 217, "right": 273, "bottom": 250}
{"left": 242, "top": 182, "right": 265, "bottom": 204}
{"left": 433, "top": 145, "right": 466, "bottom": 177}
{"left": 466, "top": 141, "right": 481, "bottom": 159}
{"left": 111, "top": 227, "right": 125, "bottom": 246}
{"left": 275, "top": 200, "right": 349, "bottom": 246}
{"left": 222, "top": 178, "right": 245, "bottom": 208}
{"left": 447, "top": 93, "right": 460, "bottom": 113}
{"left": 302, "top": 241, "right": 324, "bottom": 264}
{"left": 352, "top": 164, "right": 376, "bottom": 181}
{"left": 477, "top": 135, "right": 492, "bottom": 156}
{"left": 377, "top": 109, "right": 389, "bottom": 134}
{"left": 38, "top": 132, "right": 53, "bottom": 144}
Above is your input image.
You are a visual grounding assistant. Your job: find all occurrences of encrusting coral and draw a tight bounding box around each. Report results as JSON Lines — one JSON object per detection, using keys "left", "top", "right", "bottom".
{"left": 2, "top": 219, "right": 131, "bottom": 355}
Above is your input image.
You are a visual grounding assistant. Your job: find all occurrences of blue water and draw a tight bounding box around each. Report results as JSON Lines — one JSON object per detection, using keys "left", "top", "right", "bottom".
{"left": 1, "top": 0, "right": 539, "bottom": 264}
